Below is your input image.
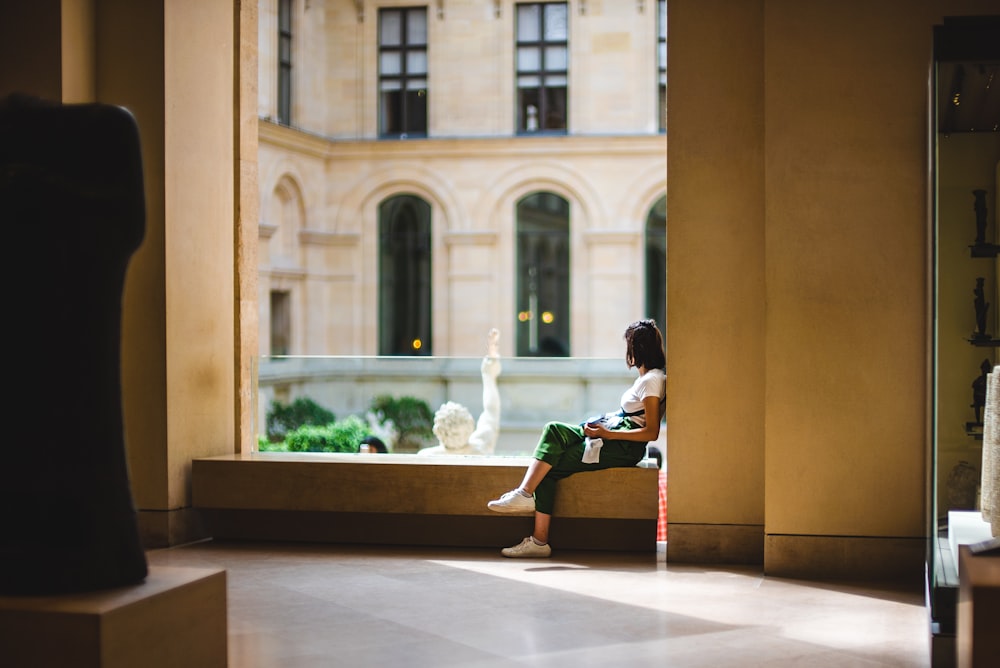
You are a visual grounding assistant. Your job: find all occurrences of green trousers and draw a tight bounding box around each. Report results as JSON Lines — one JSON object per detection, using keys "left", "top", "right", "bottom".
{"left": 531, "top": 420, "right": 646, "bottom": 515}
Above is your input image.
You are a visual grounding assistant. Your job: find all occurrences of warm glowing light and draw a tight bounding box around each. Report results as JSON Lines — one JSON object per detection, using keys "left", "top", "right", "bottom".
{"left": 518, "top": 311, "right": 532, "bottom": 322}
{"left": 411, "top": 339, "right": 422, "bottom": 350}
{"left": 952, "top": 92, "right": 961, "bottom": 106}
{"left": 541, "top": 311, "right": 554, "bottom": 324}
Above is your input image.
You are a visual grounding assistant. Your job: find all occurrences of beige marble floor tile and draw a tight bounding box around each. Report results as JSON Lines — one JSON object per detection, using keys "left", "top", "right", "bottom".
{"left": 147, "top": 541, "right": 930, "bottom": 668}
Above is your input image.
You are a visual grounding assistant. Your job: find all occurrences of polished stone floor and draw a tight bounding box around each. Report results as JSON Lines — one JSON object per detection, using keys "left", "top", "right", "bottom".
{"left": 147, "top": 540, "right": 930, "bottom": 668}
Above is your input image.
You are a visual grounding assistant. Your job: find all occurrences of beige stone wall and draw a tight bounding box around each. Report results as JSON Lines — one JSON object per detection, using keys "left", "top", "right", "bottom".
{"left": 668, "top": 0, "right": 998, "bottom": 579}
{"left": 257, "top": 0, "right": 667, "bottom": 358}
{"left": 258, "top": 0, "right": 662, "bottom": 139}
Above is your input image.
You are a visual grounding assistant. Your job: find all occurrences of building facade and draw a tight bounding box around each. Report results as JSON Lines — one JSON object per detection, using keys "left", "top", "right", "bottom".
{"left": 256, "top": 0, "right": 667, "bottom": 358}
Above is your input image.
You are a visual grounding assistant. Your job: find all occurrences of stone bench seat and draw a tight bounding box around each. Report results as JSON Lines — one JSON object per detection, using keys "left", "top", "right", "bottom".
{"left": 192, "top": 452, "right": 659, "bottom": 551}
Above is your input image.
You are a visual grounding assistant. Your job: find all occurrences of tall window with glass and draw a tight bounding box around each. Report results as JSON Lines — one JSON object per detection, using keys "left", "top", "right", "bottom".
{"left": 379, "top": 8, "right": 428, "bottom": 138}
{"left": 277, "top": 0, "right": 292, "bottom": 126}
{"left": 516, "top": 192, "right": 570, "bottom": 356}
{"left": 645, "top": 196, "right": 666, "bottom": 331}
{"left": 657, "top": 0, "right": 666, "bottom": 132}
{"left": 379, "top": 195, "right": 432, "bottom": 355}
{"left": 515, "top": 3, "right": 568, "bottom": 134}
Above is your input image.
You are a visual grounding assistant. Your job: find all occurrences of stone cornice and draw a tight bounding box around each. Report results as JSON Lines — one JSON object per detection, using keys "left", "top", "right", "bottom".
{"left": 299, "top": 229, "right": 360, "bottom": 246}
{"left": 259, "top": 119, "right": 666, "bottom": 162}
{"left": 443, "top": 230, "right": 498, "bottom": 246}
{"left": 263, "top": 266, "right": 307, "bottom": 280}
{"left": 582, "top": 230, "right": 639, "bottom": 244}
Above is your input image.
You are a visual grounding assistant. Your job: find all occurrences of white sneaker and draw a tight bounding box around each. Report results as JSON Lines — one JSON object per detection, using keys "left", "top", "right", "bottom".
{"left": 501, "top": 536, "right": 552, "bottom": 558}
{"left": 487, "top": 489, "right": 535, "bottom": 514}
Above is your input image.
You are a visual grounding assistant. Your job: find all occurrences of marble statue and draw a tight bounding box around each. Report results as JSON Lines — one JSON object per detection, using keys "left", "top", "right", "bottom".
{"left": 419, "top": 329, "right": 502, "bottom": 455}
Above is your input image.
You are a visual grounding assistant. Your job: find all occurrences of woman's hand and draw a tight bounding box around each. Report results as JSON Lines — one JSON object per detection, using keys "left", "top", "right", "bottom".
{"left": 583, "top": 422, "right": 606, "bottom": 438}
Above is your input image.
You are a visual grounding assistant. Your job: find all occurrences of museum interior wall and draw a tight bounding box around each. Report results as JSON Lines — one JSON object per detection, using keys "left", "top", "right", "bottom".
{"left": 667, "top": 0, "right": 997, "bottom": 579}
{"left": 2, "top": 0, "right": 997, "bottom": 586}
{"left": 0, "top": 0, "right": 254, "bottom": 548}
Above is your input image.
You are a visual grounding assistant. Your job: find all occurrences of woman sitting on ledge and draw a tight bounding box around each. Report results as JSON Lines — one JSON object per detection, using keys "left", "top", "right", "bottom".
{"left": 487, "top": 319, "right": 666, "bottom": 558}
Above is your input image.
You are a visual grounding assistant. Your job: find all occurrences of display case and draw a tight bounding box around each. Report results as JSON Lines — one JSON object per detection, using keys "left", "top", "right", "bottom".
{"left": 928, "top": 16, "right": 1000, "bottom": 667}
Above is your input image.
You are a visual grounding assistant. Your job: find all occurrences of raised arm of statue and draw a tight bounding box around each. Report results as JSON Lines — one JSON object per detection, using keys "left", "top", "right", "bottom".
{"left": 486, "top": 327, "right": 500, "bottom": 358}
{"left": 470, "top": 329, "right": 502, "bottom": 454}
{"left": 420, "top": 329, "right": 503, "bottom": 456}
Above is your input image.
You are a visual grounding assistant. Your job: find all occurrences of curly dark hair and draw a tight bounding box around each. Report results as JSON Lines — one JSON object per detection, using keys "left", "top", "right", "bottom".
{"left": 624, "top": 319, "right": 665, "bottom": 370}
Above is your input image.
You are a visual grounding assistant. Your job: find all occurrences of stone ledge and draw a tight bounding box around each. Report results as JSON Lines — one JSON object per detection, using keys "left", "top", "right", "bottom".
{"left": 192, "top": 452, "right": 658, "bottom": 551}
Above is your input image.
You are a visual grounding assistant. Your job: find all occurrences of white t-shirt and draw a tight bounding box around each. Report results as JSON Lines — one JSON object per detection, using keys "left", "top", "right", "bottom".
{"left": 616, "top": 368, "right": 666, "bottom": 428}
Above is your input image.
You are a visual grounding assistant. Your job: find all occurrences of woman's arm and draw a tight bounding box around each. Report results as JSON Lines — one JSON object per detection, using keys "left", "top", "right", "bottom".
{"left": 583, "top": 394, "right": 661, "bottom": 443}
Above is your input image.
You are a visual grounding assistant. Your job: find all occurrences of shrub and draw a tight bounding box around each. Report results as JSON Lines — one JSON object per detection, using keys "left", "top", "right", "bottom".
{"left": 368, "top": 394, "right": 434, "bottom": 452}
{"left": 257, "top": 434, "right": 287, "bottom": 452}
{"left": 285, "top": 415, "right": 370, "bottom": 453}
{"left": 266, "top": 397, "right": 335, "bottom": 442}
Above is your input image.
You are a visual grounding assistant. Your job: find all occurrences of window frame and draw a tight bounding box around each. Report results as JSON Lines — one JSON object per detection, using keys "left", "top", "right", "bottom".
{"left": 515, "top": 2, "right": 569, "bottom": 135}
{"left": 378, "top": 6, "right": 429, "bottom": 139}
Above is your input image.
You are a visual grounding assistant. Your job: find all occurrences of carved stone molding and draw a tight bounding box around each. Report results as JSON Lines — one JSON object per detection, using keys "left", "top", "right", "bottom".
{"left": 299, "top": 229, "right": 361, "bottom": 246}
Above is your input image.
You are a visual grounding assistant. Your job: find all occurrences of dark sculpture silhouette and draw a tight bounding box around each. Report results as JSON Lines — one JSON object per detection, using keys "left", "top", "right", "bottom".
{"left": 974, "top": 277, "right": 991, "bottom": 339}
{"left": 969, "top": 189, "right": 997, "bottom": 257}
{"left": 972, "top": 358, "right": 992, "bottom": 424}
{"left": 973, "top": 189, "right": 989, "bottom": 245}
{"left": 0, "top": 96, "right": 148, "bottom": 595}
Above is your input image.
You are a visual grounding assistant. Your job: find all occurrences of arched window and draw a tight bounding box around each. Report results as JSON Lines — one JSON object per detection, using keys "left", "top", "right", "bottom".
{"left": 378, "top": 195, "right": 432, "bottom": 355}
{"left": 516, "top": 192, "right": 570, "bottom": 356}
{"left": 645, "top": 196, "right": 666, "bottom": 332}
{"left": 262, "top": 176, "right": 304, "bottom": 357}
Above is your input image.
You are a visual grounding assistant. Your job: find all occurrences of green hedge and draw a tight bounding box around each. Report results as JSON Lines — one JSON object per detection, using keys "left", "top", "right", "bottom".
{"left": 265, "top": 397, "right": 335, "bottom": 442}
{"left": 369, "top": 394, "right": 433, "bottom": 452}
{"left": 285, "top": 415, "right": 370, "bottom": 453}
